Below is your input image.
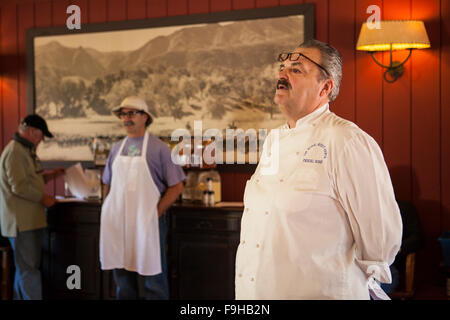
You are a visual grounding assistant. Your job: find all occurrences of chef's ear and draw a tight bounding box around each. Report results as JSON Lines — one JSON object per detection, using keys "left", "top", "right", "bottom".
{"left": 320, "top": 78, "right": 334, "bottom": 99}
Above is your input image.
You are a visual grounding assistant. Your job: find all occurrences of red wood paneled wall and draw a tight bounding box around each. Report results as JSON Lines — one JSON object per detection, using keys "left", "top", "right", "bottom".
{"left": 0, "top": 0, "right": 449, "bottom": 293}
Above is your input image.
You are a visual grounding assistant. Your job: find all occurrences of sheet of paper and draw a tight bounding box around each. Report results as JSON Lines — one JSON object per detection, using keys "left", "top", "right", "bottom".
{"left": 63, "top": 163, "right": 96, "bottom": 199}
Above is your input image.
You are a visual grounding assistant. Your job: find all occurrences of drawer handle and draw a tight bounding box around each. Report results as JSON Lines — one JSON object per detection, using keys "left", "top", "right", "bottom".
{"left": 196, "top": 221, "right": 213, "bottom": 229}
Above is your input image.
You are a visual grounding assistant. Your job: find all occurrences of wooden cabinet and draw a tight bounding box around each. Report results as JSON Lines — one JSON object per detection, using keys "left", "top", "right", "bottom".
{"left": 168, "top": 204, "right": 242, "bottom": 300}
{"left": 42, "top": 201, "right": 102, "bottom": 299}
{"left": 42, "top": 201, "right": 243, "bottom": 299}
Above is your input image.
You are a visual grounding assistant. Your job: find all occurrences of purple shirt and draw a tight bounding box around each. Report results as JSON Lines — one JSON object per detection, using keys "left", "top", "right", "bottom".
{"left": 102, "top": 134, "right": 186, "bottom": 194}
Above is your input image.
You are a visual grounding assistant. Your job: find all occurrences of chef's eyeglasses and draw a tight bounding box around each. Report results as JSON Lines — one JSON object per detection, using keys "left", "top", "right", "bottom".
{"left": 278, "top": 52, "right": 330, "bottom": 77}
{"left": 117, "top": 110, "right": 145, "bottom": 118}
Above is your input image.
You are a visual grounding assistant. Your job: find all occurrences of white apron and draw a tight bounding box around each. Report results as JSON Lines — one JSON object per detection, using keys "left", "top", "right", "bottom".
{"left": 100, "top": 131, "right": 162, "bottom": 276}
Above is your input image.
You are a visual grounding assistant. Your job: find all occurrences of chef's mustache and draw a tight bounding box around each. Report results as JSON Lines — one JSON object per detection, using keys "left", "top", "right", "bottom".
{"left": 124, "top": 121, "right": 135, "bottom": 126}
{"left": 277, "top": 78, "right": 291, "bottom": 89}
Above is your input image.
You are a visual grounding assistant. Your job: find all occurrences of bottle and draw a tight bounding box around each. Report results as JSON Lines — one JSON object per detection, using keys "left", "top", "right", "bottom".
{"left": 198, "top": 170, "right": 221, "bottom": 203}
{"left": 206, "top": 177, "right": 213, "bottom": 191}
{"left": 208, "top": 190, "right": 215, "bottom": 206}
{"left": 203, "top": 191, "right": 209, "bottom": 205}
{"left": 182, "top": 171, "right": 198, "bottom": 202}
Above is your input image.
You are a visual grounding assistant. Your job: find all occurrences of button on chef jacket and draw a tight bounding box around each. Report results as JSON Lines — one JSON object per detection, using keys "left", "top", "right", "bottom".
{"left": 235, "top": 103, "right": 403, "bottom": 300}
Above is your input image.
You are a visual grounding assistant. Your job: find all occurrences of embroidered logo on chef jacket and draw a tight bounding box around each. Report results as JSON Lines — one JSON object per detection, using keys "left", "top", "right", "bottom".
{"left": 302, "top": 143, "right": 327, "bottom": 164}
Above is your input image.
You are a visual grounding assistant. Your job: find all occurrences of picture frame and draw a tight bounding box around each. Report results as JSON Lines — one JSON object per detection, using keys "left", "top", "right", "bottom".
{"left": 26, "top": 4, "right": 314, "bottom": 165}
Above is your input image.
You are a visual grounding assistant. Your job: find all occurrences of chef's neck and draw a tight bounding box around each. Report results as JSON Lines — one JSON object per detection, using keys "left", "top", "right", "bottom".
{"left": 286, "top": 100, "right": 328, "bottom": 129}
{"left": 286, "top": 106, "right": 320, "bottom": 129}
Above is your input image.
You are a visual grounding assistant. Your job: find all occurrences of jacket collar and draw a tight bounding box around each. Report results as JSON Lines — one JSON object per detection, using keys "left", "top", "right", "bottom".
{"left": 280, "top": 103, "right": 330, "bottom": 130}
{"left": 13, "top": 132, "right": 35, "bottom": 149}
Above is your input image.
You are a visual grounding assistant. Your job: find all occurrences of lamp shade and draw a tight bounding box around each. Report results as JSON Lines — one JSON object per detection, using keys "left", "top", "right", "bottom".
{"left": 356, "top": 20, "right": 430, "bottom": 51}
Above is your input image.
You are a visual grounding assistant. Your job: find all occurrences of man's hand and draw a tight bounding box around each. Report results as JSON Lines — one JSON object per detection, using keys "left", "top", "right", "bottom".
{"left": 40, "top": 194, "right": 56, "bottom": 207}
{"left": 157, "top": 182, "right": 184, "bottom": 217}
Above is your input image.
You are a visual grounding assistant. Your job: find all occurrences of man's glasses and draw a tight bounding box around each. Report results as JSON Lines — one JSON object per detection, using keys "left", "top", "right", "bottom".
{"left": 117, "top": 110, "right": 144, "bottom": 119}
{"left": 278, "top": 52, "right": 330, "bottom": 77}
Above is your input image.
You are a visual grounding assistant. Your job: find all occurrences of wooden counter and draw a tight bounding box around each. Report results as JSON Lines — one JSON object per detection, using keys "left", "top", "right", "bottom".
{"left": 168, "top": 202, "right": 243, "bottom": 300}
{"left": 43, "top": 200, "right": 102, "bottom": 299}
{"left": 42, "top": 200, "right": 243, "bottom": 300}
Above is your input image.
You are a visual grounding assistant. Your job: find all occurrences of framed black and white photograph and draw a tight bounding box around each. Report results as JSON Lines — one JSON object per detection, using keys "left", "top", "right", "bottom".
{"left": 27, "top": 4, "right": 314, "bottom": 162}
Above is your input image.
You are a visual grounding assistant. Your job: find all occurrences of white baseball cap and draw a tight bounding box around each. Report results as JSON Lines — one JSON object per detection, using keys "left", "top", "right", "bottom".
{"left": 112, "top": 96, "right": 155, "bottom": 122}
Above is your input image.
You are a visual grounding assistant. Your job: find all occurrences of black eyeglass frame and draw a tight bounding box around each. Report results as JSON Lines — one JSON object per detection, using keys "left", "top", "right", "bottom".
{"left": 116, "top": 110, "right": 145, "bottom": 119}
{"left": 278, "top": 52, "right": 330, "bottom": 77}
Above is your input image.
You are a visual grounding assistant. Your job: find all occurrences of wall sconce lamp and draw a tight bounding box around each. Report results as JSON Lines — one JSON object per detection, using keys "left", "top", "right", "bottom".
{"left": 356, "top": 20, "right": 430, "bottom": 82}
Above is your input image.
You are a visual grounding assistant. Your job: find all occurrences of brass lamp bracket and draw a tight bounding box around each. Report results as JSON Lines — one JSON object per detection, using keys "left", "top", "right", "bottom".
{"left": 369, "top": 45, "right": 413, "bottom": 83}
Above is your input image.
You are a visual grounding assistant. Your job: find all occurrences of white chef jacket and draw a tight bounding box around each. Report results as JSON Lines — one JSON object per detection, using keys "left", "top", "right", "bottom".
{"left": 235, "top": 103, "right": 403, "bottom": 300}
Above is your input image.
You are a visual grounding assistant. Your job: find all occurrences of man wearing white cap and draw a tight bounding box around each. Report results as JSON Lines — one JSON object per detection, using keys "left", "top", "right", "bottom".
{"left": 100, "top": 96, "right": 185, "bottom": 299}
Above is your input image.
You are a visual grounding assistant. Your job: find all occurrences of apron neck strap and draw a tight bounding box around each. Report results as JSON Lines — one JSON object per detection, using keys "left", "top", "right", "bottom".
{"left": 141, "top": 131, "right": 149, "bottom": 157}
{"left": 117, "top": 136, "right": 128, "bottom": 155}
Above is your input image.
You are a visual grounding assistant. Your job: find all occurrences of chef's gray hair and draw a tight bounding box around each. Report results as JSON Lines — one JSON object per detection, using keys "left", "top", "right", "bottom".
{"left": 299, "top": 39, "right": 342, "bottom": 102}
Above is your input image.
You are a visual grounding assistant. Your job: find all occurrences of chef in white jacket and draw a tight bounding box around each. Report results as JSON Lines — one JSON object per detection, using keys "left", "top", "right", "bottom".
{"left": 235, "top": 39, "right": 403, "bottom": 300}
